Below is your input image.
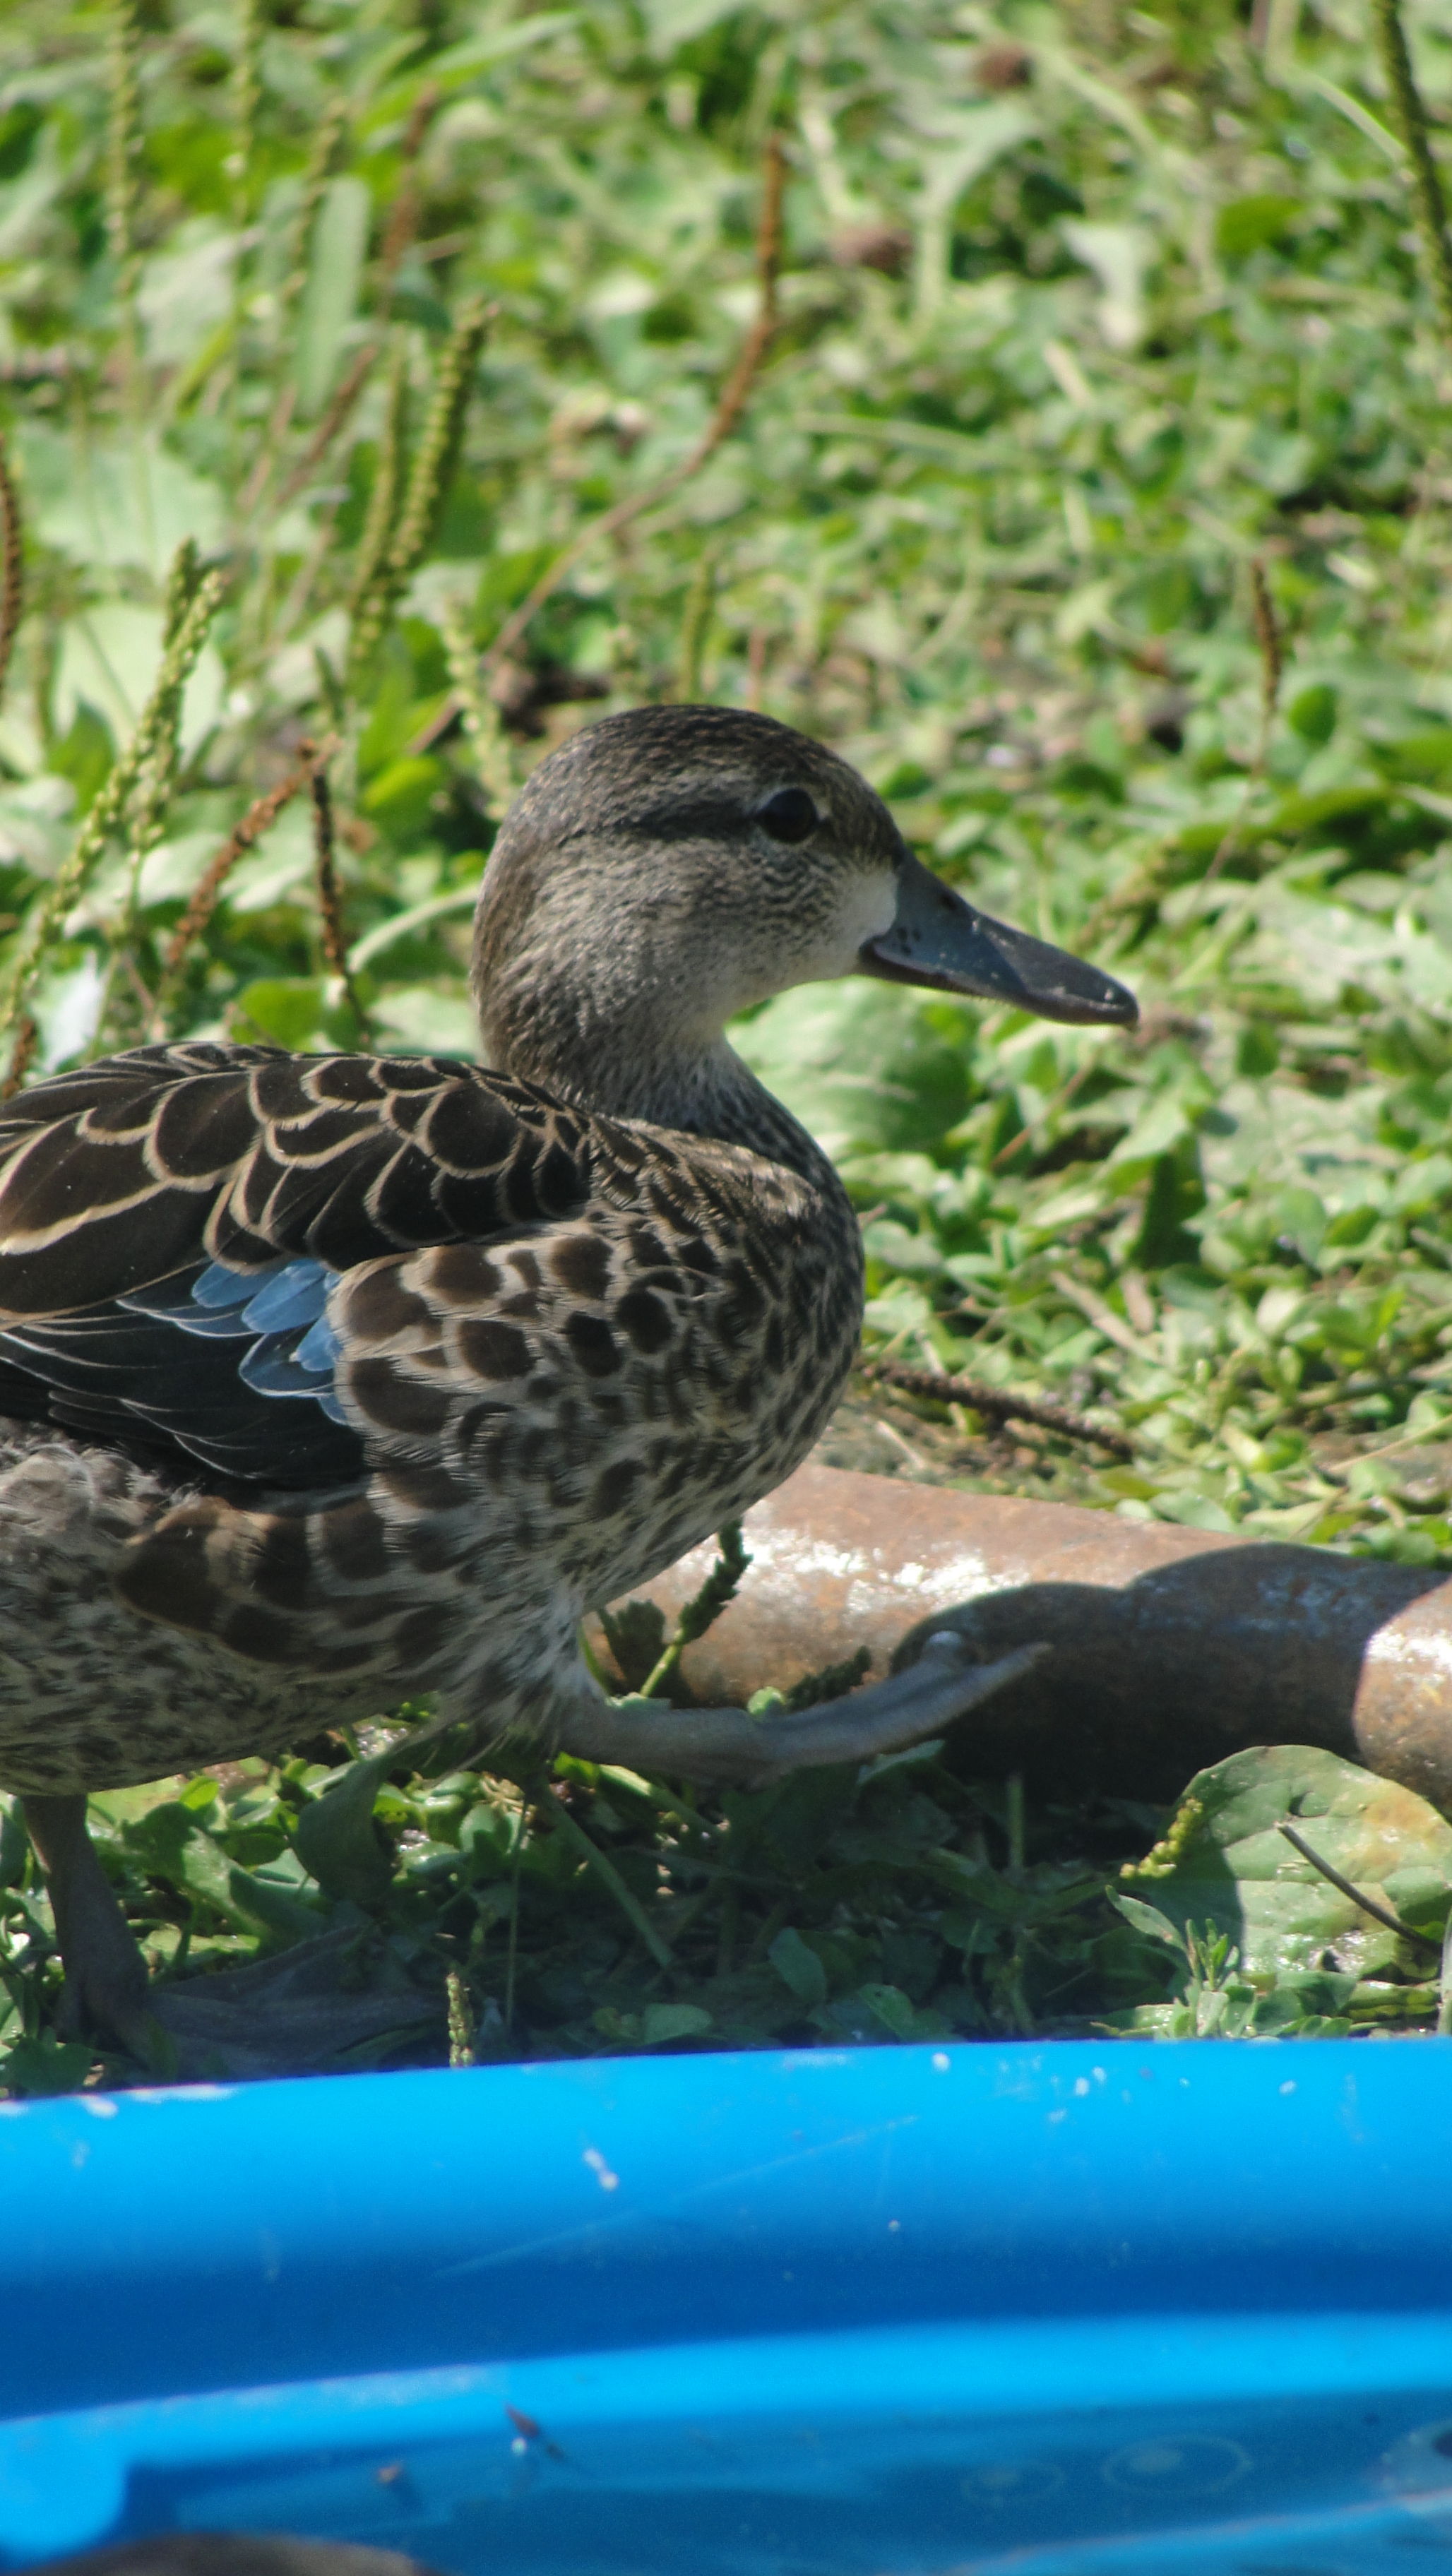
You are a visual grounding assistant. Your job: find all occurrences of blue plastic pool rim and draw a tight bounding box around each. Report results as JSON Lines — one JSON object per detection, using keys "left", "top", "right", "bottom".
{"left": 6, "top": 2040, "right": 1452, "bottom": 2574}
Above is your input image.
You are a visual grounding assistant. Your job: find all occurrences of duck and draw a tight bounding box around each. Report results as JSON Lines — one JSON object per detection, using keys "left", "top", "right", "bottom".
{"left": 0, "top": 705, "right": 1136, "bottom": 2060}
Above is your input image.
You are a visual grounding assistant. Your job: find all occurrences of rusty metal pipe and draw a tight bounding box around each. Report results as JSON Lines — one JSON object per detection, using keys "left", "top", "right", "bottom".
{"left": 593, "top": 1463, "right": 1452, "bottom": 1807}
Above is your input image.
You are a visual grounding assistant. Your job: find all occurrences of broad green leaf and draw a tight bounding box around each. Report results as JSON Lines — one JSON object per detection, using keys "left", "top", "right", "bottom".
{"left": 639, "top": 2001, "right": 712, "bottom": 2044}
{"left": 0, "top": 2033, "right": 97, "bottom": 2097}
{"left": 1121, "top": 1746, "right": 1452, "bottom": 1979}
{"left": 370, "top": 986, "right": 479, "bottom": 1055}
{"left": 734, "top": 984, "right": 971, "bottom": 1158}
{"left": 292, "top": 1749, "right": 398, "bottom": 1907}
{"left": 411, "top": 14, "right": 578, "bottom": 89}
{"left": 1215, "top": 194, "right": 1301, "bottom": 258}
{"left": 14, "top": 426, "right": 223, "bottom": 575}
{"left": 222, "top": 1865, "right": 326, "bottom": 1943}
{"left": 54, "top": 607, "right": 224, "bottom": 759}
{"left": 856, "top": 1982, "right": 913, "bottom": 2034}
{"left": 1110, "top": 1892, "right": 1186, "bottom": 1950}
{"left": 769, "top": 1925, "right": 828, "bottom": 2008}
{"left": 137, "top": 221, "right": 237, "bottom": 369}
{"left": 642, "top": 0, "right": 741, "bottom": 48}
{"left": 1287, "top": 683, "right": 1338, "bottom": 744}
{"left": 234, "top": 979, "right": 335, "bottom": 1049}
{"left": 225, "top": 810, "right": 316, "bottom": 914}
{"left": 362, "top": 755, "right": 445, "bottom": 835}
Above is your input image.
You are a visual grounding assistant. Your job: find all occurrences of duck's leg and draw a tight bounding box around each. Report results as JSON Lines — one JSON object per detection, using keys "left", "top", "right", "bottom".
{"left": 20, "top": 1794, "right": 156, "bottom": 2056}
{"left": 22, "top": 1794, "right": 436, "bottom": 2077}
{"left": 559, "top": 1633, "right": 1049, "bottom": 1787}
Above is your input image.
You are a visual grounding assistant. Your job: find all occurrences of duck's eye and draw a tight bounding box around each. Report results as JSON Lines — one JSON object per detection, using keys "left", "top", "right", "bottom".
{"left": 758, "top": 787, "right": 819, "bottom": 844}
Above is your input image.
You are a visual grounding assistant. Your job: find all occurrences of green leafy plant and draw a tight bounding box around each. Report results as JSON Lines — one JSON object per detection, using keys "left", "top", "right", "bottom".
{"left": 1109, "top": 1743, "right": 1452, "bottom": 2036}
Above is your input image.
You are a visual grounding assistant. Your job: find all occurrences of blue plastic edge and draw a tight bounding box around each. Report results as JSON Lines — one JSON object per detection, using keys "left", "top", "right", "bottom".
{"left": 4, "top": 2039, "right": 1452, "bottom": 2566}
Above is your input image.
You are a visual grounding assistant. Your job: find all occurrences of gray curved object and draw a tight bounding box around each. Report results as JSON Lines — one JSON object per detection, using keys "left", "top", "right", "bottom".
{"left": 596, "top": 1461, "right": 1452, "bottom": 1805}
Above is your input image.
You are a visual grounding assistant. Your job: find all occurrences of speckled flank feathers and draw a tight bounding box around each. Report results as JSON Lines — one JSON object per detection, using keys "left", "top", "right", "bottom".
{"left": 0, "top": 1432, "right": 362, "bottom": 1790}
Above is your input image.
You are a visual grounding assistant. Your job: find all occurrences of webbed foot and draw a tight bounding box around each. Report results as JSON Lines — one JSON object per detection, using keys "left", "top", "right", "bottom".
{"left": 559, "top": 1632, "right": 1049, "bottom": 1785}
{"left": 20, "top": 1794, "right": 437, "bottom": 2079}
{"left": 138, "top": 1928, "right": 439, "bottom": 2079}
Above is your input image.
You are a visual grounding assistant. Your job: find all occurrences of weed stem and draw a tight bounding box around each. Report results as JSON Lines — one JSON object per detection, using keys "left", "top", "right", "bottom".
{"left": 639, "top": 1524, "right": 751, "bottom": 1699}
{"left": 0, "top": 434, "right": 23, "bottom": 717}
{"left": 867, "top": 1357, "right": 1134, "bottom": 1461}
{"left": 1370, "top": 0, "right": 1452, "bottom": 347}
{"left": 1278, "top": 1821, "right": 1441, "bottom": 1953}
{"left": 481, "top": 135, "right": 787, "bottom": 679}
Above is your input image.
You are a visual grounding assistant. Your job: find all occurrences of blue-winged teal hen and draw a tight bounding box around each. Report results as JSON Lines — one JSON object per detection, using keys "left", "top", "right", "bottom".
{"left": 0, "top": 707, "right": 1135, "bottom": 2057}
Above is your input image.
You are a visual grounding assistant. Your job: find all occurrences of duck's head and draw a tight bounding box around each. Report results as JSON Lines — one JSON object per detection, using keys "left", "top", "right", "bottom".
{"left": 472, "top": 705, "right": 1136, "bottom": 1123}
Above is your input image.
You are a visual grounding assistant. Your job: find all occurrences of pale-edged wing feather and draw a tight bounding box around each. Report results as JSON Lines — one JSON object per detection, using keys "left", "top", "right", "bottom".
{"left": 0, "top": 1042, "right": 597, "bottom": 1489}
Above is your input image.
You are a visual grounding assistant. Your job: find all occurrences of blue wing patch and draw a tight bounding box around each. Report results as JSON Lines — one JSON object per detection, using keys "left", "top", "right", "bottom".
{"left": 119, "top": 1256, "right": 349, "bottom": 1424}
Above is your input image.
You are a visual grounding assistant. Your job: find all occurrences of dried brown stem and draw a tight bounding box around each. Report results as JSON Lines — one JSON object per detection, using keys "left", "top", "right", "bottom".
{"left": 238, "top": 381, "right": 297, "bottom": 521}
{"left": 867, "top": 1358, "right": 1135, "bottom": 1461}
{"left": 1249, "top": 556, "right": 1283, "bottom": 719}
{"left": 696, "top": 131, "right": 785, "bottom": 451}
{"left": 1203, "top": 554, "right": 1283, "bottom": 891}
{"left": 307, "top": 746, "right": 369, "bottom": 1033}
{"left": 376, "top": 84, "right": 441, "bottom": 306}
{"left": 268, "top": 89, "right": 441, "bottom": 525}
{"left": 989, "top": 1060, "right": 1093, "bottom": 1170}
{"left": 1277, "top": 1821, "right": 1441, "bottom": 1954}
{"left": 480, "top": 133, "right": 787, "bottom": 681}
{"left": 153, "top": 749, "right": 332, "bottom": 1030}
{"left": 0, "top": 431, "right": 23, "bottom": 714}
{"left": 0, "top": 1013, "right": 38, "bottom": 1102}
{"left": 274, "top": 343, "right": 379, "bottom": 512}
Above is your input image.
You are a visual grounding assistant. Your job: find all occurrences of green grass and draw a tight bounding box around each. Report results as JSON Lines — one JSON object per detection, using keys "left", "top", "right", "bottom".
{"left": 7, "top": 0, "right": 1452, "bottom": 2087}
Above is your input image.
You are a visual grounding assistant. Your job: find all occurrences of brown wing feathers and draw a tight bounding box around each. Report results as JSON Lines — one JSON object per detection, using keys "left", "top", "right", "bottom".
{"left": 0, "top": 1046, "right": 593, "bottom": 1318}
{"left": 0, "top": 1042, "right": 845, "bottom": 1681}
{"left": 0, "top": 1042, "right": 597, "bottom": 1491}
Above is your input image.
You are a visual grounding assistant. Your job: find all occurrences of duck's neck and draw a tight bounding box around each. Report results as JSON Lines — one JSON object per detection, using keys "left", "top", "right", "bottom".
{"left": 480, "top": 1001, "right": 833, "bottom": 1191}
{"left": 629, "top": 1038, "right": 837, "bottom": 1189}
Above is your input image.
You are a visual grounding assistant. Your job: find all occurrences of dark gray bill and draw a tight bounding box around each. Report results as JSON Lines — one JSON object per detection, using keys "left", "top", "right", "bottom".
{"left": 859, "top": 849, "right": 1138, "bottom": 1027}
